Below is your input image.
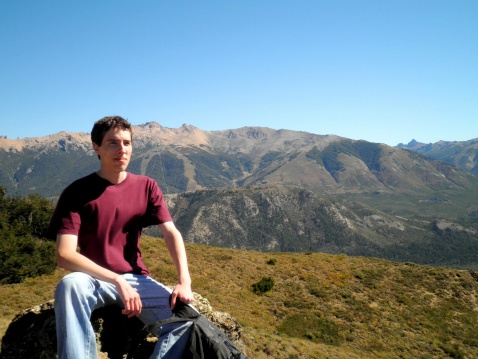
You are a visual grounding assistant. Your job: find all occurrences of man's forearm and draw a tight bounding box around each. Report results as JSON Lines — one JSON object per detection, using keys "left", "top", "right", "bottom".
{"left": 164, "top": 231, "right": 192, "bottom": 285}
{"left": 160, "top": 222, "right": 195, "bottom": 306}
{"left": 57, "top": 234, "right": 123, "bottom": 285}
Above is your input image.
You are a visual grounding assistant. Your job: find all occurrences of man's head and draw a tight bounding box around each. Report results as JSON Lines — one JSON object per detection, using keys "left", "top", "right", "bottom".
{"left": 91, "top": 117, "right": 133, "bottom": 179}
{"left": 91, "top": 116, "right": 133, "bottom": 146}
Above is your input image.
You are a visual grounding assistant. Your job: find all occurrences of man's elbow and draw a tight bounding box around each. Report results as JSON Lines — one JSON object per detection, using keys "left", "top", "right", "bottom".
{"left": 56, "top": 254, "right": 67, "bottom": 269}
{"left": 56, "top": 249, "right": 72, "bottom": 270}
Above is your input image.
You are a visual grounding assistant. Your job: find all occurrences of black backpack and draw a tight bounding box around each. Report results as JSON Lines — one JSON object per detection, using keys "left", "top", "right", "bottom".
{"left": 158, "top": 299, "right": 248, "bottom": 359}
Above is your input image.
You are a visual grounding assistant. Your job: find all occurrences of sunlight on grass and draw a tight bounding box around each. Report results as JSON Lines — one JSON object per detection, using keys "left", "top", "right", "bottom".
{"left": 2, "top": 237, "right": 478, "bottom": 358}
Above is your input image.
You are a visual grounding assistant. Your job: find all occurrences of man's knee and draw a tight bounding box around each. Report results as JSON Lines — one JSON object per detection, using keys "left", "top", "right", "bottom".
{"left": 55, "top": 272, "right": 95, "bottom": 302}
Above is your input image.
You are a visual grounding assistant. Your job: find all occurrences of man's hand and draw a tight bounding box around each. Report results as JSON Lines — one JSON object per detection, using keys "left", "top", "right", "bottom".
{"left": 114, "top": 275, "right": 142, "bottom": 317}
{"left": 170, "top": 282, "right": 195, "bottom": 310}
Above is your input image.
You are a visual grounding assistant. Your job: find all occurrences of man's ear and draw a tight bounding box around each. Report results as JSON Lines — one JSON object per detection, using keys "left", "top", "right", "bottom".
{"left": 92, "top": 142, "right": 100, "bottom": 159}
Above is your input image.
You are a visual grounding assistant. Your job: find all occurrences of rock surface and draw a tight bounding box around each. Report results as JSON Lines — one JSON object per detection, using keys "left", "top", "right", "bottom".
{"left": 0, "top": 293, "right": 247, "bottom": 359}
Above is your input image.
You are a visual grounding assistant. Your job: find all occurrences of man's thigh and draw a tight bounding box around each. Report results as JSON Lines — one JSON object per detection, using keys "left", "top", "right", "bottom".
{"left": 56, "top": 272, "right": 123, "bottom": 309}
{"left": 123, "top": 274, "right": 173, "bottom": 326}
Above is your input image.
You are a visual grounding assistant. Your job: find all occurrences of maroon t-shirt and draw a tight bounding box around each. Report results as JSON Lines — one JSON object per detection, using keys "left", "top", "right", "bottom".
{"left": 48, "top": 172, "right": 173, "bottom": 275}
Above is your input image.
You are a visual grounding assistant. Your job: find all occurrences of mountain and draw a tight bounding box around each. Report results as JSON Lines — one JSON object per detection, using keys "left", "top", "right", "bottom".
{"left": 397, "top": 138, "right": 478, "bottom": 176}
{"left": 1, "top": 123, "right": 477, "bottom": 267}
{"left": 1, "top": 122, "right": 477, "bottom": 223}
{"left": 1, "top": 123, "right": 476, "bottom": 199}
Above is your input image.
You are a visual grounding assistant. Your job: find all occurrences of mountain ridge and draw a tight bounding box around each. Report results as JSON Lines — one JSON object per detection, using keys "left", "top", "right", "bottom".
{"left": 0, "top": 122, "right": 476, "bottom": 198}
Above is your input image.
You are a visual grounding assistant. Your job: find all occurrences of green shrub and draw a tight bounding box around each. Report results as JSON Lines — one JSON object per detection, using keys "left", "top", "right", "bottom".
{"left": 0, "top": 233, "right": 56, "bottom": 284}
{"left": 252, "top": 276, "right": 274, "bottom": 294}
{"left": 0, "top": 186, "right": 56, "bottom": 284}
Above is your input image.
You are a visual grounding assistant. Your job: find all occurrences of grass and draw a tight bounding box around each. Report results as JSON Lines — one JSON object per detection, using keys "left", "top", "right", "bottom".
{"left": 2, "top": 237, "right": 478, "bottom": 358}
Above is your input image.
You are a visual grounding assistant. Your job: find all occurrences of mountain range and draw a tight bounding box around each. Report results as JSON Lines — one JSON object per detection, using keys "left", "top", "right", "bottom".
{"left": 398, "top": 138, "right": 478, "bottom": 176}
{"left": 1, "top": 123, "right": 477, "bottom": 268}
{"left": 1, "top": 122, "right": 477, "bottom": 197}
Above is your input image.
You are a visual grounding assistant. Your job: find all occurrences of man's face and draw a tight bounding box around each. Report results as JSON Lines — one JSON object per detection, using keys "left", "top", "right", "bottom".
{"left": 93, "top": 127, "right": 132, "bottom": 174}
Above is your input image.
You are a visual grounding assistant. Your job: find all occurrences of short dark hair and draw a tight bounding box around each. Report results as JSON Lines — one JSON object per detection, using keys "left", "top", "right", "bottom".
{"left": 91, "top": 116, "right": 133, "bottom": 146}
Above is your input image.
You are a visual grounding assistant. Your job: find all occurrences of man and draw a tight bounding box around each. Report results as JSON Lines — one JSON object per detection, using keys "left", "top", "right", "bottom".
{"left": 48, "top": 116, "right": 195, "bottom": 358}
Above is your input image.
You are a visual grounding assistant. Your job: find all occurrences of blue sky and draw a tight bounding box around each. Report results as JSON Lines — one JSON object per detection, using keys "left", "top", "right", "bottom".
{"left": 1, "top": 1, "right": 476, "bottom": 146}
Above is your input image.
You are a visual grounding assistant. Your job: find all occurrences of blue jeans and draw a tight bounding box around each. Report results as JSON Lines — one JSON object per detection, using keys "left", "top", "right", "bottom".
{"left": 54, "top": 272, "right": 193, "bottom": 359}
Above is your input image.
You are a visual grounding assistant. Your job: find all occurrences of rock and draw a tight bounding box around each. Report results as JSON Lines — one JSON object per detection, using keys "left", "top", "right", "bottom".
{"left": 0, "top": 293, "right": 247, "bottom": 359}
{"left": 189, "top": 293, "right": 247, "bottom": 351}
{"left": 0, "top": 301, "right": 57, "bottom": 359}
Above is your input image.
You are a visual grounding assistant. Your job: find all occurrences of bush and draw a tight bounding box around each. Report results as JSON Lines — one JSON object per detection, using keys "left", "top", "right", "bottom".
{"left": 252, "top": 276, "right": 275, "bottom": 294}
{"left": 0, "top": 233, "right": 56, "bottom": 284}
{"left": 0, "top": 186, "right": 56, "bottom": 284}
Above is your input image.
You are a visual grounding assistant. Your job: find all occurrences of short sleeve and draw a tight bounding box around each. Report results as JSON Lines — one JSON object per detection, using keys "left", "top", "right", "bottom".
{"left": 143, "top": 179, "right": 173, "bottom": 227}
{"left": 46, "top": 186, "right": 82, "bottom": 240}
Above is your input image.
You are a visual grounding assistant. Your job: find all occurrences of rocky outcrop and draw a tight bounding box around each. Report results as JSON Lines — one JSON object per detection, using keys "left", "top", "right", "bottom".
{"left": 0, "top": 293, "right": 247, "bottom": 359}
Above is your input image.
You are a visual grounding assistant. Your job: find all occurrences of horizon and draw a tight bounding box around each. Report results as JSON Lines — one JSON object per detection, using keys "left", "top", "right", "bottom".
{"left": 1, "top": 1, "right": 477, "bottom": 146}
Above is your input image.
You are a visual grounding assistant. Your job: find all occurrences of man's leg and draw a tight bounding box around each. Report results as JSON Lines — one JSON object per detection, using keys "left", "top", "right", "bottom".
{"left": 125, "top": 274, "right": 193, "bottom": 359}
{"left": 54, "top": 272, "right": 121, "bottom": 359}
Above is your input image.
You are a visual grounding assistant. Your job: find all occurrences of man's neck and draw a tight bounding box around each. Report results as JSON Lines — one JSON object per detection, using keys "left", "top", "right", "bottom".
{"left": 96, "top": 170, "right": 127, "bottom": 184}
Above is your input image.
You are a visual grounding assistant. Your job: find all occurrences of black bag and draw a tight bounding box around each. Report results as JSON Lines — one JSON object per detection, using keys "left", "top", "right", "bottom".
{"left": 157, "top": 298, "right": 248, "bottom": 359}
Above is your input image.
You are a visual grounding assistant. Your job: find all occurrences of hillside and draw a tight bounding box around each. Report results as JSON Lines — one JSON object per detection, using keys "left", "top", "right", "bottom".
{"left": 2, "top": 238, "right": 478, "bottom": 358}
{"left": 153, "top": 186, "right": 478, "bottom": 269}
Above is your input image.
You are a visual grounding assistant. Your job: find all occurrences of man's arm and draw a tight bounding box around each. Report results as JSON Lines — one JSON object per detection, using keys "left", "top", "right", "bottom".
{"left": 159, "top": 221, "right": 194, "bottom": 309}
{"left": 56, "top": 233, "right": 142, "bottom": 317}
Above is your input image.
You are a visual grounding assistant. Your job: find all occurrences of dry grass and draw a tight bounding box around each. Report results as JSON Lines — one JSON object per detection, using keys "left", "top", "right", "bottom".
{"left": 2, "top": 237, "right": 478, "bottom": 358}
